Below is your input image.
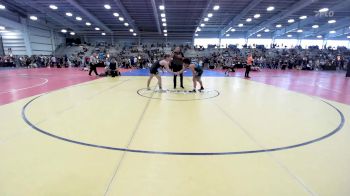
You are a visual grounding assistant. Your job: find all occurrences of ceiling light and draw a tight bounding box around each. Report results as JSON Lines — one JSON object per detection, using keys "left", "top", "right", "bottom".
{"left": 347, "top": 36, "right": 350, "bottom": 39}
{"left": 213, "top": 5, "right": 220, "bottom": 10}
{"left": 0, "top": 26, "right": 5, "bottom": 30}
{"left": 276, "top": 24, "right": 282, "bottom": 28}
{"left": 95, "top": 27, "right": 100, "bottom": 31}
{"left": 200, "top": 23, "right": 205, "bottom": 27}
{"left": 196, "top": 27, "right": 201, "bottom": 32}
{"left": 124, "top": 23, "right": 129, "bottom": 26}
{"left": 70, "top": 32, "right": 75, "bottom": 35}
{"left": 0, "top": 4, "right": 6, "bottom": 10}
{"left": 129, "top": 29, "right": 134, "bottom": 32}
{"left": 66, "top": 12, "right": 73, "bottom": 17}
{"left": 254, "top": 14, "right": 260, "bottom": 19}
{"left": 226, "top": 34, "right": 230, "bottom": 37}
{"left": 297, "top": 29, "right": 303, "bottom": 33}
{"left": 195, "top": 33, "right": 199, "bottom": 36}
{"left": 76, "top": 16, "right": 82, "bottom": 21}
{"left": 104, "top": 4, "right": 111, "bottom": 9}
{"left": 208, "top": 13, "right": 213, "bottom": 18}
{"left": 319, "top": 8, "right": 329, "bottom": 12}
{"left": 299, "top": 16, "right": 307, "bottom": 20}
{"left": 113, "top": 13, "right": 119, "bottom": 17}
{"left": 231, "top": 28, "right": 236, "bottom": 32}
{"left": 163, "top": 23, "right": 167, "bottom": 27}
{"left": 164, "top": 34, "right": 168, "bottom": 36}
{"left": 161, "top": 13, "right": 166, "bottom": 18}
{"left": 287, "top": 34, "right": 292, "bottom": 37}
{"left": 86, "top": 22, "right": 91, "bottom": 26}
{"left": 102, "top": 32, "right": 106, "bottom": 36}
{"left": 29, "top": 16, "right": 38, "bottom": 21}
{"left": 246, "top": 18, "right": 252, "bottom": 22}
{"left": 264, "top": 29, "right": 270, "bottom": 32}
{"left": 288, "top": 19, "right": 295, "bottom": 23}
{"left": 312, "top": 25, "right": 319, "bottom": 28}
{"left": 328, "top": 20, "right": 336, "bottom": 24}
{"left": 238, "top": 23, "right": 244, "bottom": 27}
{"left": 61, "top": 29, "right": 67, "bottom": 33}
{"left": 119, "top": 17, "right": 124, "bottom": 21}
{"left": 133, "top": 33, "right": 137, "bottom": 36}
{"left": 329, "top": 30, "right": 336, "bottom": 34}
{"left": 159, "top": 5, "right": 165, "bottom": 10}
{"left": 162, "top": 18, "right": 166, "bottom": 22}
{"left": 257, "top": 34, "right": 262, "bottom": 37}
{"left": 163, "top": 30, "right": 167, "bottom": 33}
{"left": 204, "top": 18, "right": 209, "bottom": 22}
{"left": 49, "top": 5, "right": 58, "bottom": 10}
{"left": 267, "top": 6, "right": 274, "bottom": 11}
{"left": 317, "top": 35, "right": 323, "bottom": 38}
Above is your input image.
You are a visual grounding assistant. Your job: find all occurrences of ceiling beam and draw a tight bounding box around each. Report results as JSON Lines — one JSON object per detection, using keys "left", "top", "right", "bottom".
{"left": 150, "top": 0, "right": 162, "bottom": 34}
{"left": 246, "top": 0, "right": 318, "bottom": 38}
{"left": 112, "top": 0, "right": 139, "bottom": 34}
{"left": 65, "top": 0, "right": 112, "bottom": 33}
{"left": 220, "top": 0, "right": 264, "bottom": 37}
{"left": 193, "top": 0, "right": 215, "bottom": 40}
{"left": 301, "top": 17, "right": 350, "bottom": 38}
{"left": 326, "top": 27, "right": 350, "bottom": 39}
{"left": 273, "top": 0, "right": 350, "bottom": 38}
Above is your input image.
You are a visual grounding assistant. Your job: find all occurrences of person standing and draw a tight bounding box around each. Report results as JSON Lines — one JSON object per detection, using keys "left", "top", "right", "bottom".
{"left": 171, "top": 47, "right": 185, "bottom": 89}
{"left": 147, "top": 54, "right": 174, "bottom": 90}
{"left": 346, "top": 58, "right": 350, "bottom": 77}
{"left": 89, "top": 53, "right": 99, "bottom": 76}
{"left": 180, "top": 58, "right": 204, "bottom": 92}
{"left": 245, "top": 53, "right": 253, "bottom": 78}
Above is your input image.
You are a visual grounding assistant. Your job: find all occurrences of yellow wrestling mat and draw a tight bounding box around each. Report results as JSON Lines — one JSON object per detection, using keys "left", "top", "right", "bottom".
{"left": 0, "top": 76, "right": 349, "bottom": 196}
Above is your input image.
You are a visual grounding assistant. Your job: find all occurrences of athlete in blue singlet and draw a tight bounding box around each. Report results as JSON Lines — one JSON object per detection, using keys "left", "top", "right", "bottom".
{"left": 179, "top": 58, "right": 204, "bottom": 92}
{"left": 147, "top": 54, "right": 175, "bottom": 90}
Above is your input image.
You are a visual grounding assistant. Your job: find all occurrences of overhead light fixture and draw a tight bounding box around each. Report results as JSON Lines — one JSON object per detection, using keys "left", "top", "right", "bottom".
{"left": 0, "top": 26, "right": 5, "bottom": 30}
{"left": 200, "top": 23, "right": 205, "bottom": 27}
{"left": 196, "top": 27, "right": 201, "bottom": 32}
{"left": 299, "top": 16, "right": 307, "bottom": 20}
{"left": 129, "top": 29, "right": 134, "bottom": 32}
{"left": 297, "top": 29, "right": 303, "bottom": 33}
{"left": 204, "top": 18, "right": 209, "bottom": 22}
{"left": 254, "top": 14, "right": 261, "bottom": 19}
{"left": 257, "top": 34, "right": 262, "bottom": 37}
{"left": 66, "top": 12, "right": 73, "bottom": 17}
{"left": 133, "top": 33, "right": 137, "bottom": 36}
{"left": 104, "top": 4, "right": 111, "bottom": 9}
{"left": 162, "top": 18, "right": 166, "bottom": 22}
{"left": 246, "top": 18, "right": 252, "bottom": 22}
{"left": 288, "top": 19, "right": 295, "bottom": 23}
{"left": 226, "top": 34, "right": 230, "bottom": 37}
{"left": 195, "top": 33, "right": 199, "bottom": 36}
{"left": 95, "top": 27, "right": 100, "bottom": 31}
{"left": 312, "top": 25, "right": 319, "bottom": 29}
{"left": 119, "top": 17, "right": 124, "bottom": 21}
{"left": 163, "top": 23, "right": 167, "bottom": 27}
{"left": 231, "top": 28, "right": 236, "bottom": 32}
{"left": 159, "top": 5, "right": 165, "bottom": 10}
{"left": 319, "top": 8, "right": 329, "bottom": 12}
{"left": 208, "top": 13, "right": 213, "bottom": 18}
{"left": 76, "top": 16, "right": 82, "bottom": 21}
{"left": 213, "top": 5, "right": 220, "bottom": 10}
{"left": 113, "top": 13, "right": 119, "bottom": 17}
{"left": 267, "top": 6, "right": 274, "bottom": 11}
{"left": 276, "top": 24, "right": 282, "bottom": 28}
{"left": 329, "top": 30, "right": 336, "bottom": 34}
{"left": 328, "top": 20, "right": 336, "bottom": 24}
{"left": 161, "top": 13, "right": 166, "bottom": 18}
{"left": 163, "top": 30, "right": 167, "bottom": 33}
{"left": 86, "top": 22, "right": 91, "bottom": 26}
{"left": 70, "top": 32, "right": 75, "bottom": 35}
{"left": 287, "top": 34, "right": 292, "bottom": 37}
{"left": 29, "top": 16, "right": 38, "bottom": 21}
{"left": 0, "top": 4, "right": 6, "bottom": 10}
{"left": 317, "top": 35, "right": 323, "bottom": 38}
{"left": 61, "top": 29, "right": 67, "bottom": 33}
{"left": 164, "top": 34, "right": 168, "bottom": 36}
{"left": 238, "top": 23, "right": 244, "bottom": 27}
{"left": 49, "top": 5, "right": 58, "bottom": 10}
{"left": 101, "top": 32, "right": 106, "bottom": 36}
{"left": 124, "top": 22, "right": 129, "bottom": 26}
{"left": 264, "top": 29, "right": 270, "bottom": 32}
{"left": 347, "top": 35, "right": 350, "bottom": 39}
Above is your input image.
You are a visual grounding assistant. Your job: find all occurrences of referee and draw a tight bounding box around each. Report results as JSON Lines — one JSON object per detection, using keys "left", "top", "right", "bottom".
{"left": 89, "top": 53, "right": 99, "bottom": 76}
{"left": 171, "top": 47, "right": 184, "bottom": 89}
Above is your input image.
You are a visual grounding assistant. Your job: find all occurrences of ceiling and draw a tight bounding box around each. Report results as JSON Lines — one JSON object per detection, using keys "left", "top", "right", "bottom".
{"left": 0, "top": 0, "right": 350, "bottom": 39}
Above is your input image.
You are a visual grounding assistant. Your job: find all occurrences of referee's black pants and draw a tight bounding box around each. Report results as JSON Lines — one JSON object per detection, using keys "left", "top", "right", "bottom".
{"left": 173, "top": 73, "right": 184, "bottom": 88}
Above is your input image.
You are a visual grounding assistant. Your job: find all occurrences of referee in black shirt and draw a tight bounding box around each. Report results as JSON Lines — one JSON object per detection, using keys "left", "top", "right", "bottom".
{"left": 171, "top": 47, "right": 184, "bottom": 89}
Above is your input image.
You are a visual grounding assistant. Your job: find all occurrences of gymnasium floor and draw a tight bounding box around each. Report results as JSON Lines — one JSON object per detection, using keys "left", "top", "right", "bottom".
{"left": 0, "top": 68, "right": 349, "bottom": 196}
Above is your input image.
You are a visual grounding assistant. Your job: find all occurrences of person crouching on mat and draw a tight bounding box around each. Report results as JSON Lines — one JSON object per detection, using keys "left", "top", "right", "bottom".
{"left": 179, "top": 58, "right": 204, "bottom": 93}
{"left": 147, "top": 54, "right": 176, "bottom": 90}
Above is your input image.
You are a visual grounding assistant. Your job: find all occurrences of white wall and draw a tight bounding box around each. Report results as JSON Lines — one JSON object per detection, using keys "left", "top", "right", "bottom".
{"left": 1, "top": 30, "right": 27, "bottom": 56}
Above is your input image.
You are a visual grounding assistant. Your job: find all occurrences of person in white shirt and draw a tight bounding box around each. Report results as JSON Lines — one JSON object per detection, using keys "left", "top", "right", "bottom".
{"left": 89, "top": 53, "right": 99, "bottom": 76}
